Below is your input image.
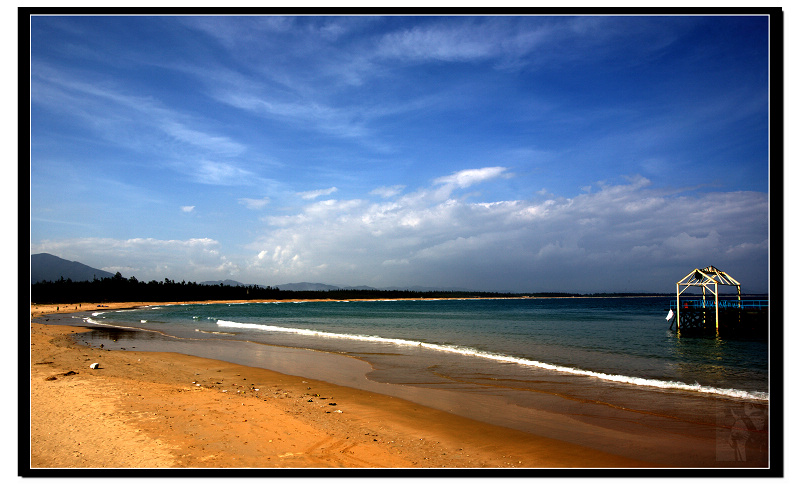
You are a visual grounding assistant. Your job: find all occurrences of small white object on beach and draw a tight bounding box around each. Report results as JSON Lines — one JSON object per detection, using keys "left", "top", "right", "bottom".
{"left": 666, "top": 309, "right": 674, "bottom": 321}
{"left": 89, "top": 363, "right": 99, "bottom": 369}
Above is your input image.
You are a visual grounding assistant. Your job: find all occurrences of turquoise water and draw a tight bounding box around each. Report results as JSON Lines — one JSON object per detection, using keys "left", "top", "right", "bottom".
{"left": 85, "top": 297, "right": 769, "bottom": 401}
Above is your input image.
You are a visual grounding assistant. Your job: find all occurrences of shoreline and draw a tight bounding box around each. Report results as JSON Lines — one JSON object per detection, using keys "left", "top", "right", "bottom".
{"left": 31, "top": 294, "right": 679, "bottom": 314}
{"left": 29, "top": 301, "right": 655, "bottom": 470}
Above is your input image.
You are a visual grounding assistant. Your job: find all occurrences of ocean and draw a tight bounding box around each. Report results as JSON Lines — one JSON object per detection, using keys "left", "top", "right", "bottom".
{"left": 80, "top": 297, "right": 769, "bottom": 401}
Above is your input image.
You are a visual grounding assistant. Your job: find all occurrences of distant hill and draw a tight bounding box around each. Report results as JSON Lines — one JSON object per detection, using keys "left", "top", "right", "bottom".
{"left": 30, "top": 253, "right": 114, "bottom": 284}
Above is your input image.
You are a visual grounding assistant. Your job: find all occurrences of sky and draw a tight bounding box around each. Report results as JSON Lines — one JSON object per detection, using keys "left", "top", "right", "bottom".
{"left": 28, "top": 13, "right": 773, "bottom": 293}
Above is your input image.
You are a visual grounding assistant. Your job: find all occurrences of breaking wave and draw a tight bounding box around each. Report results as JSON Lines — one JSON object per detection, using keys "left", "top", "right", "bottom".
{"left": 216, "top": 319, "right": 768, "bottom": 401}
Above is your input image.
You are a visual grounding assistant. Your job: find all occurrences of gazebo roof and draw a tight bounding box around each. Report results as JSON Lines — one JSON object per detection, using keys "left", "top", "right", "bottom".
{"left": 677, "top": 265, "right": 741, "bottom": 288}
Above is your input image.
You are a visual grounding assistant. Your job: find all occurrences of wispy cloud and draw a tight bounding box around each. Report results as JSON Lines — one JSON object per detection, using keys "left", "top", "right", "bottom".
{"left": 162, "top": 121, "right": 246, "bottom": 157}
{"left": 31, "top": 62, "right": 253, "bottom": 186}
{"left": 238, "top": 196, "right": 271, "bottom": 210}
{"left": 370, "top": 185, "right": 406, "bottom": 198}
{"left": 181, "top": 205, "right": 195, "bottom": 213}
{"left": 371, "top": 17, "right": 633, "bottom": 68}
{"left": 298, "top": 187, "right": 338, "bottom": 200}
{"left": 377, "top": 22, "right": 500, "bottom": 62}
{"left": 433, "top": 167, "right": 511, "bottom": 188}
{"left": 191, "top": 160, "right": 255, "bottom": 186}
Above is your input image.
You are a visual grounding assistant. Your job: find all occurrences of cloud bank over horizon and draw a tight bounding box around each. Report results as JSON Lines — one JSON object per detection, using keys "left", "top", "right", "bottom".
{"left": 31, "top": 168, "right": 768, "bottom": 292}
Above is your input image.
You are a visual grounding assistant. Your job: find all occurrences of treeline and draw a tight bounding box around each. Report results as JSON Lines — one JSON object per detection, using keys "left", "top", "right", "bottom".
{"left": 30, "top": 273, "right": 521, "bottom": 304}
{"left": 30, "top": 273, "right": 672, "bottom": 304}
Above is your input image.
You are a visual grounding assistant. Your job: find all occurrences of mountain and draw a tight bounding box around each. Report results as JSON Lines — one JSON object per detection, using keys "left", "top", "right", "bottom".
{"left": 30, "top": 253, "right": 114, "bottom": 284}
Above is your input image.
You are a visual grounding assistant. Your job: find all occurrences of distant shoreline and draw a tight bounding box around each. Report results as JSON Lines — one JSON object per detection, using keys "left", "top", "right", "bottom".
{"left": 30, "top": 294, "right": 683, "bottom": 317}
{"left": 31, "top": 292, "right": 774, "bottom": 318}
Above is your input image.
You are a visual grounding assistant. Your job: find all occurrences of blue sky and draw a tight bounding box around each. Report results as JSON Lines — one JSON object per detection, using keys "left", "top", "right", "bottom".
{"left": 29, "top": 14, "right": 772, "bottom": 292}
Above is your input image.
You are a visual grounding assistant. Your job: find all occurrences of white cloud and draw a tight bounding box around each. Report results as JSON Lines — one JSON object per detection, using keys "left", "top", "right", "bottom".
{"left": 193, "top": 160, "right": 254, "bottom": 186}
{"left": 181, "top": 205, "right": 195, "bottom": 213}
{"left": 30, "top": 166, "right": 768, "bottom": 292}
{"left": 246, "top": 170, "right": 768, "bottom": 292}
{"left": 433, "top": 166, "right": 510, "bottom": 189}
{"left": 420, "top": 166, "right": 513, "bottom": 202}
{"left": 370, "top": 185, "right": 405, "bottom": 198}
{"left": 238, "top": 196, "right": 271, "bottom": 210}
{"left": 298, "top": 187, "right": 338, "bottom": 200}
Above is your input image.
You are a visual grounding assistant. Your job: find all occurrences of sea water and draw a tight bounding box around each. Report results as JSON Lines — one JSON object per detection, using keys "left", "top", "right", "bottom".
{"left": 81, "top": 297, "right": 769, "bottom": 402}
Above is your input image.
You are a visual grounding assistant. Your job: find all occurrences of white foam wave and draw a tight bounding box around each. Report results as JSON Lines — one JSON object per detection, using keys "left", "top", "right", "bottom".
{"left": 195, "top": 328, "right": 236, "bottom": 336}
{"left": 216, "top": 319, "right": 768, "bottom": 402}
{"left": 85, "top": 317, "right": 118, "bottom": 328}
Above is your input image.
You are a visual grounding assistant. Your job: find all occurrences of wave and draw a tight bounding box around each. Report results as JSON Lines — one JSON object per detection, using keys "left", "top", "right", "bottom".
{"left": 216, "top": 319, "right": 768, "bottom": 402}
{"left": 86, "top": 316, "right": 151, "bottom": 331}
{"left": 195, "top": 328, "right": 237, "bottom": 336}
{"left": 85, "top": 316, "right": 156, "bottom": 333}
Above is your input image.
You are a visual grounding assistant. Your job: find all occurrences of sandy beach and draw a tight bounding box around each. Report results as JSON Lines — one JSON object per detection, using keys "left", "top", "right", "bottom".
{"left": 28, "top": 301, "right": 656, "bottom": 470}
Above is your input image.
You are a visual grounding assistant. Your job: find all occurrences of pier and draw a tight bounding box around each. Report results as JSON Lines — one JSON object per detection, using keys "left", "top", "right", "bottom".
{"left": 668, "top": 266, "right": 768, "bottom": 338}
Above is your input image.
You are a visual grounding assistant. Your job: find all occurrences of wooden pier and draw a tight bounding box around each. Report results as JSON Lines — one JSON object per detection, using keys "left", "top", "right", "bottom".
{"left": 668, "top": 298, "right": 768, "bottom": 338}
{"left": 667, "top": 266, "right": 768, "bottom": 338}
